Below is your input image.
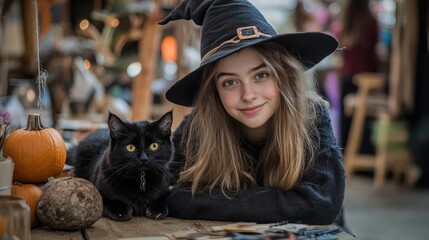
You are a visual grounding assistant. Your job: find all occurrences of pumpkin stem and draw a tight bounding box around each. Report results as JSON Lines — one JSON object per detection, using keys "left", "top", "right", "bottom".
{"left": 26, "top": 114, "right": 44, "bottom": 131}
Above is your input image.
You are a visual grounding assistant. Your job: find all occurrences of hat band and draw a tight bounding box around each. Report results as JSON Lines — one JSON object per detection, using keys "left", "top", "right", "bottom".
{"left": 201, "top": 26, "right": 271, "bottom": 63}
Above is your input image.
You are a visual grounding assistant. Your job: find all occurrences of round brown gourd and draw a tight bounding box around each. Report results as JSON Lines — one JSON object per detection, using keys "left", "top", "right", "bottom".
{"left": 37, "top": 177, "right": 103, "bottom": 230}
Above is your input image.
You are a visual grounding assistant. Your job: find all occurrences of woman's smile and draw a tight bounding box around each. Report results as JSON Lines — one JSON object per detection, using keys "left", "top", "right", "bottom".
{"left": 238, "top": 103, "right": 266, "bottom": 116}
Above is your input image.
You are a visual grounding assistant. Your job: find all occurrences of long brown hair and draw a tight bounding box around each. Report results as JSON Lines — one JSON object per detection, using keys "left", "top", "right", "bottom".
{"left": 179, "top": 42, "right": 322, "bottom": 196}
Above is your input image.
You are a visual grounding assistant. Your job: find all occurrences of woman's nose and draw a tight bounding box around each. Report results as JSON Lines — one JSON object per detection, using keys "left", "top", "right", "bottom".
{"left": 241, "top": 83, "right": 257, "bottom": 101}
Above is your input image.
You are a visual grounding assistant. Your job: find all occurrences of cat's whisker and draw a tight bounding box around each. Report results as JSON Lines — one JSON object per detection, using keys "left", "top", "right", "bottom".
{"left": 106, "top": 162, "right": 134, "bottom": 183}
{"left": 151, "top": 161, "right": 169, "bottom": 175}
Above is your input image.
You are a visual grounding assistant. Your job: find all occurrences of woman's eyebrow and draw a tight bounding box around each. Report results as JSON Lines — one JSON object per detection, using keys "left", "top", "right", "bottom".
{"left": 216, "top": 72, "right": 236, "bottom": 80}
{"left": 248, "top": 63, "right": 267, "bottom": 74}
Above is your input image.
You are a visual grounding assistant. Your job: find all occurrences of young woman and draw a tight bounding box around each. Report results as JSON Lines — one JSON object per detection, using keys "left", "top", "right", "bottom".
{"left": 160, "top": 0, "right": 345, "bottom": 225}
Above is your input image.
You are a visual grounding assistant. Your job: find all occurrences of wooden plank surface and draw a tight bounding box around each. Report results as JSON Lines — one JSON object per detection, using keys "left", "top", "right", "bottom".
{"left": 85, "top": 217, "right": 231, "bottom": 239}
{"left": 32, "top": 217, "right": 356, "bottom": 239}
{"left": 31, "top": 226, "right": 84, "bottom": 240}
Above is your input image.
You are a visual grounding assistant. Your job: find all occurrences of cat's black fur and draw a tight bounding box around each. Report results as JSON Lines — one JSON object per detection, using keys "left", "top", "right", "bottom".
{"left": 71, "top": 111, "right": 174, "bottom": 221}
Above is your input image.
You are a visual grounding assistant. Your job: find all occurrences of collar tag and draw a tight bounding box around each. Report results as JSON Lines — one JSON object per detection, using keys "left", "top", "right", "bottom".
{"left": 140, "top": 171, "right": 146, "bottom": 192}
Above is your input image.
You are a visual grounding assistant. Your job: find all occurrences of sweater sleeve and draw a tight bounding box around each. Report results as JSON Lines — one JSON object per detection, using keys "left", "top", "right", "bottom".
{"left": 167, "top": 105, "right": 345, "bottom": 224}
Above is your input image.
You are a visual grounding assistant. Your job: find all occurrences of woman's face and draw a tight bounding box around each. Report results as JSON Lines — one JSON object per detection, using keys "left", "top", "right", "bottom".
{"left": 214, "top": 47, "right": 280, "bottom": 133}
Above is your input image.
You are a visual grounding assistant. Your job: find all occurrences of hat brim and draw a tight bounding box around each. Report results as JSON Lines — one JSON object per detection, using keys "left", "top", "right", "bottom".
{"left": 166, "top": 32, "right": 338, "bottom": 107}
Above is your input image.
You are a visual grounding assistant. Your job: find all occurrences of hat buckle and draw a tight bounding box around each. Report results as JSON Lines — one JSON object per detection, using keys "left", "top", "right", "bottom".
{"left": 236, "top": 26, "right": 271, "bottom": 40}
{"left": 201, "top": 26, "right": 271, "bottom": 63}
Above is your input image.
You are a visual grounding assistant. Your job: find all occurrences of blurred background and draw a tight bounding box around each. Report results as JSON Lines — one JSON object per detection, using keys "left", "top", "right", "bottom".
{"left": 0, "top": 0, "right": 428, "bottom": 239}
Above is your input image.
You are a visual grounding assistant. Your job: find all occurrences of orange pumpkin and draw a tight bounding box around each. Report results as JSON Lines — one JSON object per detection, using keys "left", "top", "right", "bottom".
{"left": 11, "top": 183, "right": 43, "bottom": 228}
{"left": 3, "top": 114, "right": 66, "bottom": 183}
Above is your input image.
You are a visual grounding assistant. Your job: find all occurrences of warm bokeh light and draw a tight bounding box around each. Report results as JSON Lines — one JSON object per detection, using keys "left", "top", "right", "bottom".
{"left": 26, "top": 89, "right": 35, "bottom": 103}
{"left": 79, "top": 19, "right": 90, "bottom": 30}
{"left": 161, "top": 36, "right": 177, "bottom": 62}
{"left": 83, "top": 59, "right": 91, "bottom": 70}
{"left": 110, "top": 18, "right": 120, "bottom": 28}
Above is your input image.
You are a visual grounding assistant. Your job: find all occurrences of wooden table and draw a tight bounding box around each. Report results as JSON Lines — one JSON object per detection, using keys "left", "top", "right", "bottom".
{"left": 31, "top": 217, "right": 356, "bottom": 240}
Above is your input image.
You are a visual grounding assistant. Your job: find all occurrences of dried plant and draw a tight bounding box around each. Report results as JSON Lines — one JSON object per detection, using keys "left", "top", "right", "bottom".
{"left": 0, "top": 110, "right": 11, "bottom": 156}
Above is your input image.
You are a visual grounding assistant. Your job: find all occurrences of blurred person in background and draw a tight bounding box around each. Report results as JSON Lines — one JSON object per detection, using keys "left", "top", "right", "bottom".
{"left": 338, "top": 0, "right": 379, "bottom": 153}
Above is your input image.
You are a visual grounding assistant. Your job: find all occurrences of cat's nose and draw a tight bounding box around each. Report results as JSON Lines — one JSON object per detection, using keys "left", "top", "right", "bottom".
{"left": 139, "top": 152, "right": 149, "bottom": 162}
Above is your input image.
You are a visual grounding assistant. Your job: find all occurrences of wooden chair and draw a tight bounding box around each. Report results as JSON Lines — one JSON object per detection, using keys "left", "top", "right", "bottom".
{"left": 343, "top": 73, "right": 413, "bottom": 189}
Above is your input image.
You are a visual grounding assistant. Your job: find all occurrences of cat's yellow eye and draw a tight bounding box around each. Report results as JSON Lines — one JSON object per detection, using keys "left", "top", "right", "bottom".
{"left": 126, "top": 144, "right": 136, "bottom": 152}
{"left": 149, "top": 143, "right": 159, "bottom": 151}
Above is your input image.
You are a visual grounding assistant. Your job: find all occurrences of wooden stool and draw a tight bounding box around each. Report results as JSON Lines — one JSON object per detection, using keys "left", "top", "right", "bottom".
{"left": 372, "top": 114, "right": 412, "bottom": 189}
{"left": 343, "top": 73, "right": 412, "bottom": 189}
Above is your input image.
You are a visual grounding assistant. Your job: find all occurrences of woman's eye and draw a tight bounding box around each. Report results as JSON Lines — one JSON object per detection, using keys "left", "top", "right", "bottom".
{"left": 149, "top": 143, "right": 159, "bottom": 151}
{"left": 256, "top": 72, "right": 269, "bottom": 80}
{"left": 222, "top": 79, "right": 237, "bottom": 87}
{"left": 126, "top": 144, "right": 136, "bottom": 152}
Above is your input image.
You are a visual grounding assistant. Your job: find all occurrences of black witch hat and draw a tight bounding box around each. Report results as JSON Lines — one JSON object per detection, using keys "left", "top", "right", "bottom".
{"left": 159, "top": 0, "right": 339, "bottom": 107}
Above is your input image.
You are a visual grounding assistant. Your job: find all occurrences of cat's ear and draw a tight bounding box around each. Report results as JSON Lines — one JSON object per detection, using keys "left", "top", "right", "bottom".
{"left": 154, "top": 110, "right": 173, "bottom": 136}
{"left": 108, "top": 111, "right": 127, "bottom": 138}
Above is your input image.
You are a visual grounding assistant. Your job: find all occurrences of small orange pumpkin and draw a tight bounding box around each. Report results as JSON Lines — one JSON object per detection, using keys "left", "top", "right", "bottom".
{"left": 11, "top": 183, "right": 43, "bottom": 228}
{"left": 3, "top": 114, "right": 66, "bottom": 183}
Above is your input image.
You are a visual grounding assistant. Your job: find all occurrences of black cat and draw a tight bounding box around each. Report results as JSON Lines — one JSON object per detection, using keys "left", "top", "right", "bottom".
{"left": 72, "top": 111, "right": 174, "bottom": 221}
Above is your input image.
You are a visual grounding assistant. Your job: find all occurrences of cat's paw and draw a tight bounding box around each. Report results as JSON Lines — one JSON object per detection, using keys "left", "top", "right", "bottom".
{"left": 145, "top": 205, "right": 168, "bottom": 220}
{"left": 104, "top": 206, "right": 133, "bottom": 221}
